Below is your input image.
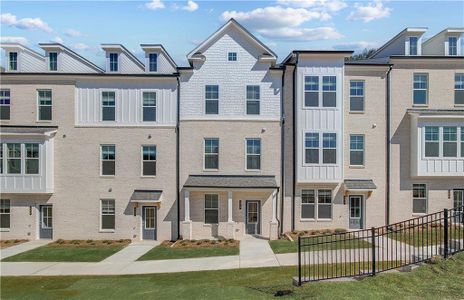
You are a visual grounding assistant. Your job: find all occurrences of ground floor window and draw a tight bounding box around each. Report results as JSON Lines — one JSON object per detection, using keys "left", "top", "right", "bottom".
{"left": 301, "top": 189, "right": 332, "bottom": 220}
{"left": 204, "top": 194, "right": 218, "bottom": 224}
{"left": 0, "top": 199, "right": 10, "bottom": 229}
{"left": 412, "top": 184, "right": 427, "bottom": 214}
{"left": 101, "top": 199, "right": 115, "bottom": 230}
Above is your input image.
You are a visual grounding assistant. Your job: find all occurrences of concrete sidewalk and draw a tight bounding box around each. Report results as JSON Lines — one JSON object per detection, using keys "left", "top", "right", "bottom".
{"left": 101, "top": 241, "right": 160, "bottom": 263}
{"left": 239, "top": 235, "right": 279, "bottom": 268}
{"left": 0, "top": 240, "right": 50, "bottom": 260}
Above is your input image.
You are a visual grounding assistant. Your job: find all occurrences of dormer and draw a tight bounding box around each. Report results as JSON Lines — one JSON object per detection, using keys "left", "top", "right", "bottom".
{"left": 370, "top": 27, "right": 427, "bottom": 59}
{"left": 140, "top": 44, "right": 177, "bottom": 73}
{"left": 39, "top": 43, "right": 103, "bottom": 73}
{"left": 423, "top": 28, "right": 464, "bottom": 56}
{"left": 101, "top": 44, "right": 144, "bottom": 74}
{"left": 0, "top": 43, "right": 45, "bottom": 72}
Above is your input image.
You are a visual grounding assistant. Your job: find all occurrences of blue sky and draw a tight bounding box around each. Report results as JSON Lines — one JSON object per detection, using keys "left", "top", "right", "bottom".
{"left": 1, "top": 0, "right": 463, "bottom": 66}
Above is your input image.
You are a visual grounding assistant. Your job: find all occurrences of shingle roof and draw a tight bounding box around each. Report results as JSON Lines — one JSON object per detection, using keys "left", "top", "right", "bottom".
{"left": 0, "top": 125, "right": 58, "bottom": 135}
{"left": 344, "top": 179, "right": 377, "bottom": 190}
{"left": 184, "top": 175, "right": 278, "bottom": 189}
{"left": 130, "top": 190, "right": 162, "bottom": 202}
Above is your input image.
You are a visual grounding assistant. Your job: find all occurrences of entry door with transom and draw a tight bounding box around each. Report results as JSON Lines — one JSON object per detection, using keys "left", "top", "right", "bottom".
{"left": 349, "top": 196, "right": 363, "bottom": 229}
{"left": 453, "top": 189, "right": 464, "bottom": 223}
{"left": 246, "top": 200, "right": 260, "bottom": 235}
{"left": 142, "top": 206, "right": 157, "bottom": 240}
{"left": 40, "top": 205, "right": 53, "bottom": 239}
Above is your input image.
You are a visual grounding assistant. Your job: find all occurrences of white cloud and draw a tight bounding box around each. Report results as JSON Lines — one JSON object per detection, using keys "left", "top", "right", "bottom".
{"left": 277, "top": 0, "right": 347, "bottom": 12}
{"left": 258, "top": 26, "right": 343, "bottom": 41}
{"left": 333, "top": 41, "right": 377, "bottom": 51}
{"left": 65, "top": 29, "right": 81, "bottom": 37}
{"left": 347, "top": 1, "right": 391, "bottom": 22}
{"left": 145, "top": 0, "right": 165, "bottom": 10}
{"left": 182, "top": 0, "right": 198, "bottom": 11}
{"left": 0, "top": 36, "right": 28, "bottom": 45}
{"left": 73, "top": 43, "right": 89, "bottom": 50}
{"left": 52, "top": 36, "right": 64, "bottom": 43}
{"left": 0, "top": 13, "right": 52, "bottom": 32}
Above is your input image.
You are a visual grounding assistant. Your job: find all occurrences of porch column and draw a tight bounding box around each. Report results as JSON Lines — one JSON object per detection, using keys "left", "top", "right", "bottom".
{"left": 272, "top": 189, "right": 277, "bottom": 223}
{"left": 184, "top": 190, "right": 190, "bottom": 222}
{"left": 228, "top": 191, "right": 233, "bottom": 223}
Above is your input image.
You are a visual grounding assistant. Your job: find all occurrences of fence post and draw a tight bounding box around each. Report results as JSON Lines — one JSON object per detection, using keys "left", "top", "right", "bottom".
{"left": 443, "top": 209, "right": 449, "bottom": 259}
{"left": 298, "top": 236, "right": 302, "bottom": 286}
{"left": 371, "top": 227, "right": 376, "bottom": 276}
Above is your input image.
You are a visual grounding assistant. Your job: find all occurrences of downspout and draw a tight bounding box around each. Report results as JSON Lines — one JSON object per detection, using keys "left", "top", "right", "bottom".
{"left": 292, "top": 53, "right": 299, "bottom": 232}
{"left": 279, "top": 66, "right": 286, "bottom": 236}
{"left": 385, "top": 65, "right": 392, "bottom": 226}
{"left": 176, "top": 75, "right": 181, "bottom": 240}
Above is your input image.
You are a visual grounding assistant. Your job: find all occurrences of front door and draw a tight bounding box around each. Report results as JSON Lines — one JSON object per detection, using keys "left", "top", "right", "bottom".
{"left": 349, "top": 196, "right": 363, "bottom": 230}
{"left": 39, "top": 205, "right": 53, "bottom": 239}
{"left": 246, "top": 200, "right": 260, "bottom": 235}
{"left": 142, "top": 206, "right": 157, "bottom": 240}
{"left": 453, "top": 189, "right": 464, "bottom": 223}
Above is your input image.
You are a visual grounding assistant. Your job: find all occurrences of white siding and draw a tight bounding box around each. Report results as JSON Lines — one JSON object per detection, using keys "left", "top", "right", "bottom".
{"left": 105, "top": 51, "right": 144, "bottom": 74}
{"left": 56, "top": 51, "right": 100, "bottom": 73}
{"left": 11, "top": 49, "right": 46, "bottom": 72}
{"left": 144, "top": 51, "right": 176, "bottom": 74}
{"left": 75, "top": 79, "right": 177, "bottom": 126}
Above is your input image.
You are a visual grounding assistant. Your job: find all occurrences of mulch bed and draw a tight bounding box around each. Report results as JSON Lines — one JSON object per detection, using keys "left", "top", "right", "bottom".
{"left": 286, "top": 228, "right": 347, "bottom": 240}
{"left": 0, "top": 239, "right": 29, "bottom": 249}
{"left": 163, "top": 239, "right": 239, "bottom": 249}
{"left": 48, "top": 239, "right": 131, "bottom": 248}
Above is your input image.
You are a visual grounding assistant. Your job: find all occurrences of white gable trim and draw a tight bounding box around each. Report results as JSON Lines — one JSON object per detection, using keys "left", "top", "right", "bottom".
{"left": 101, "top": 44, "right": 145, "bottom": 71}
{"left": 140, "top": 44, "right": 178, "bottom": 68}
{"left": 39, "top": 43, "right": 104, "bottom": 73}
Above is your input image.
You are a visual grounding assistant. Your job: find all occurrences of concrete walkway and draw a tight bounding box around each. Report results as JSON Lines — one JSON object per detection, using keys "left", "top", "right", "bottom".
{"left": 101, "top": 241, "right": 160, "bottom": 263}
{"left": 239, "top": 235, "right": 279, "bottom": 268}
{"left": 0, "top": 240, "right": 50, "bottom": 260}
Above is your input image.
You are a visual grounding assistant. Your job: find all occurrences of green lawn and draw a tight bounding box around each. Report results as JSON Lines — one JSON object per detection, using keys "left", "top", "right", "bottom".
{"left": 387, "top": 226, "right": 464, "bottom": 247}
{"left": 2, "top": 252, "right": 464, "bottom": 299}
{"left": 138, "top": 243, "right": 239, "bottom": 260}
{"left": 270, "top": 236, "right": 371, "bottom": 254}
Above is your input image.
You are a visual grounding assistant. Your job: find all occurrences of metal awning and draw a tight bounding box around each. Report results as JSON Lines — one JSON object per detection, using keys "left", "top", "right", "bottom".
{"left": 183, "top": 175, "right": 278, "bottom": 189}
{"left": 0, "top": 125, "right": 58, "bottom": 137}
{"left": 344, "top": 179, "right": 377, "bottom": 191}
{"left": 130, "top": 190, "right": 162, "bottom": 203}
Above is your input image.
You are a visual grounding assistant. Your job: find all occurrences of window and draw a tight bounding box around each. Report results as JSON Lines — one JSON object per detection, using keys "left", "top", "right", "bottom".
{"left": 322, "top": 133, "right": 336, "bottom": 164}
{"left": 109, "top": 53, "right": 118, "bottom": 72}
{"left": 204, "top": 138, "right": 219, "bottom": 170}
{"left": 449, "top": 37, "right": 458, "bottom": 56}
{"left": 409, "top": 37, "right": 418, "bottom": 55}
{"left": 455, "top": 74, "right": 464, "bottom": 105}
{"left": 424, "top": 126, "right": 439, "bottom": 157}
{"left": 49, "top": 52, "right": 58, "bottom": 71}
{"left": 0, "top": 199, "right": 10, "bottom": 229}
{"left": 142, "top": 145, "right": 156, "bottom": 176}
{"left": 8, "top": 52, "right": 17, "bottom": 71}
{"left": 148, "top": 53, "right": 158, "bottom": 72}
{"left": 412, "top": 184, "right": 427, "bottom": 214}
{"left": 101, "top": 199, "right": 115, "bottom": 230}
{"left": 318, "top": 190, "right": 332, "bottom": 219}
{"left": 7, "top": 143, "right": 21, "bottom": 174}
{"left": 304, "top": 76, "right": 319, "bottom": 107}
{"left": 246, "top": 139, "right": 261, "bottom": 170}
{"left": 0, "top": 89, "right": 10, "bottom": 120}
{"left": 350, "top": 81, "right": 364, "bottom": 112}
{"left": 246, "top": 85, "right": 260, "bottom": 115}
{"left": 101, "top": 145, "right": 115, "bottom": 176}
{"left": 301, "top": 190, "right": 315, "bottom": 219}
{"left": 204, "top": 194, "right": 219, "bottom": 224}
{"left": 25, "top": 143, "right": 39, "bottom": 174}
{"left": 413, "top": 74, "right": 428, "bottom": 105}
{"left": 462, "top": 127, "right": 464, "bottom": 157}
{"left": 305, "top": 133, "right": 319, "bottom": 164}
{"left": 350, "top": 135, "right": 364, "bottom": 166}
{"left": 205, "top": 85, "right": 219, "bottom": 114}
{"left": 443, "top": 127, "right": 457, "bottom": 157}
{"left": 0, "top": 143, "right": 3, "bottom": 174}
{"left": 38, "top": 90, "right": 52, "bottom": 121}
{"left": 322, "top": 76, "right": 336, "bottom": 107}
{"left": 228, "top": 52, "right": 237, "bottom": 61}
{"left": 102, "top": 91, "right": 116, "bottom": 121}
{"left": 142, "top": 92, "right": 156, "bottom": 122}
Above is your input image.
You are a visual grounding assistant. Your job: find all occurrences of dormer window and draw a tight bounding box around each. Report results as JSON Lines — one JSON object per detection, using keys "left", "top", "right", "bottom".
{"left": 49, "top": 52, "right": 58, "bottom": 71}
{"left": 8, "top": 52, "right": 17, "bottom": 71}
{"left": 149, "top": 53, "right": 158, "bottom": 72}
{"left": 449, "top": 37, "right": 458, "bottom": 56}
{"left": 228, "top": 52, "right": 237, "bottom": 61}
{"left": 109, "top": 53, "right": 118, "bottom": 72}
{"left": 409, "top": 37, "right": 418, "bottom": 55}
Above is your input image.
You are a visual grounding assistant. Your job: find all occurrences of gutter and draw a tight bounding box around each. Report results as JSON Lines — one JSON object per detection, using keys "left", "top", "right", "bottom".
{"left": 385, "top": 65, "right": 393, "bottom": 226}
{"left": 278, "top": 65, "right": 286, "bottom": 236}
{"left": 291, "top": 53, "right": 299, "bottom": 232}
{"left": 176, "top": 76, "right": 181, "bottom": 240}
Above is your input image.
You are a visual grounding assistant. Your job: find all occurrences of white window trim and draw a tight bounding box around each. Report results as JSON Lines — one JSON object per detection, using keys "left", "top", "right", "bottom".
{"left": 448, "top": 36, "right": 458, "bottom": 56}
{"left": 245, "top": 85, "right": 260, "bottom": 116}
{"left": 0, "top": 199, "right": 11, "bottom": 231}
{"left": 408, "top": 36, "right": 419, "bottom": 56}
{"left": 108, "top": 52, "right": 120, "bottom": 73}
{"left": 40, "top": 205, "right": 53, "bottom": 229}
{"left": 349, "top": 80, "right": 365, "bottom": 113}
{"left": 302, "top": 75, "right": 339, "bottom": 110}
{"left": 7, "top": 51, "right": 19, "bottom": 72}
{"left": 412, "top": 73, "right": 429, "bottom": 106}
{"left": 147, "top": 52, "right": 158, "bottom": 73}
{"left": 141, "top": 144, "right": 157, "bottom": 177}
{"left": 24, "top": 143, "right": 40, "bottom": 175}
{"left": 227, "top": 52, "right": 237, "bottom": 61}
{"left": 100, "top": 89, "right": 117, "bottom": 122}
{"left": 300, "top": 190, "right": 316, "bottom": 220}
{"left": 204, "top": 85, "right": 219, "bottom": 115}
{"left": 304, "top": 132, "right": 319, "bottom": 165}
{"left": 48, "top": 52, "right": 58, "bottom": 72}
{"left": 140, "top": 90, "right": 157, "bottom": 123}
{"left": 349, "top": 134, "right": 365, "bottom": 167}
{"left": 302, "top": 131, "right": 338, "bottom": 166}
{"left": 422, "top": 126, "right": 463, "bottom": 160}
{"left": 0, "top": 89, "right": 11, "bottom": 120}
{"left": 204, "top": 194, "right": 219, "bottom": 225}
{"left": 322, "top": 132, "right": 337, "bottom": 165}
{"left": 100, "top": 144, "right": 116, "bottom": 177}
{"left": 100, "top": 198, "right": 115, "bottom": 232}
{"left": 303, "top": 75, "right": 320, "bottom": 109}
{"left": 412, "top": 184, "right": 427, "bottom": 215}
{"left": 455, "top": 73, "right": 464, "bottom": 107}
{"left": 37, "top": 89, "right": 52, "bottom": 122}
{"left": 245, "top": 138, "right": 261, "bottom": 171}
{"left": 203, "top": 138, "right": 219, "bottom": 171}
{"left": 300, "top": 189, "right": 333, "bottom": 221}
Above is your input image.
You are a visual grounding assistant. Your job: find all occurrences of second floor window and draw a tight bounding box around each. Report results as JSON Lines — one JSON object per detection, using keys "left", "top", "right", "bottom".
{"left": 305, "top": 133, "right": 319, "bottom": 164}
{"left": 149, "top": 53, "right": 158, "bottom": 72}
{"left": 49, "top": 52, "right": 58, "bottom": 71}
{"left": 109, "top": 53, "right": 118, "bottom": 72}
{"left": 0, "top": 143, "right": 3, "bottom": 174}
{"left": 350, "top": 135, "right": 364, "bottom": 166}
{"left": 102, "top": 91, "right": 116, "bottom": 121}
{"left": 349, "top": 81, "right": 364, "bottom": 112}
{"left": 322, "top": 133, "right": 337, "bottom": 164}
{"left": 38, "top": 90, "right": 52, "bottom": 121}
{"left": 142, "top": 145, "right": 156, "bottom": 176}
{"left": 0, "top": 89, "right": 10, "bottom": 120}
{"left": 9, "top": 52, "right": 17, "bottom": 71}
{"left": 246, "top": 85, "right": 260, "bottom": 115}
{"left": 409, "top": 37, "right": 418, "bottom": 55}
{"left": 462, "top": 127, "right": 464, "bottom": 157}
{"left": 443, "top": 127, "right": 457, "bottom": 157}
{"left": 413, "top": 74, "right": 428, "bottom": 105}
{"left": 25, "top": 143, "right": 39, "bottom": 174}
{"left": 101, "top": 145, "right": 115, "bottom": 176}
{"left": 322, "top": 76, "right": 336, "bottom": 107}
{"left": 204, "top": 138, "right": 219, "bottom": 170}
{"left": 142, "top": 92, "right": 156, "bottom": 122}
{"left": 246, "top": 139, "right": 261, "bottom": 170}
{"left": 449, "top": 37, "right": 458, "bottom": 56}
{"left": 304, "top": 76, "right": 319, "bottom": 107}
{"left": 455, "top": 74, "right": 464, "bottom": 105}
{"left": 205, "top": 85, "right": 219, "bottom": 114}
{"left": 7, "top": 143, "right": 21, "bottom": 174}
{"left": 424, "top": 126, "right": 439, "bottom": 157}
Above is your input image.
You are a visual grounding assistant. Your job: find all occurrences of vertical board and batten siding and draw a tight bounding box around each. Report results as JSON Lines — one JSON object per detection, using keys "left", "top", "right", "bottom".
{"left": 296, "top": 58, "right": 344, "bottom": 182}
{"left": 75, "top": 79, "right": 177, "bottom": 126}
{"left": 56, "top": 51, "right": 100, "bottom": 73}
{"left": 180, "top": 27, "right": 281, "bottom": 120}
{"left": 144, "top": 51, "right": 176, "bottom": 74}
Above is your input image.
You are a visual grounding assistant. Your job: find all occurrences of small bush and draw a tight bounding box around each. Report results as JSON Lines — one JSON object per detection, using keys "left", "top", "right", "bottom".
{"left": 335, "top": 228, "right": 347, "bottom": 233}
{"left": 86, "top": 239, "right": 94, "bottom": 244}
{"left": 56, "top": 239, "right": 65, "bottom": 244}
{"left": 71, "top": 240, "right": 80, "bottom": 245}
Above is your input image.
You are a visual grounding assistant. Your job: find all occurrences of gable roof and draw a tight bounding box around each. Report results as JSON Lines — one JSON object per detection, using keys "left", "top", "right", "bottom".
{"left": 101, "top": 44, "right": 145, "bottom": 70}
{"left": 422, "top": 27, "right": 464, "bottom": 47}
{"left": 140, "top": 44, "right": 178, "bottom": 68}
{"left": 369, "top": 27, "right": 428, "bottom": 59}
{"left": 186, "top": 18, "right": 277, "bottom": 64}
{"left": 39, "top": 43, "right": 104, "bottom": 73}
{"left": 0, "top": 43, "right": 45, "bottom": 61}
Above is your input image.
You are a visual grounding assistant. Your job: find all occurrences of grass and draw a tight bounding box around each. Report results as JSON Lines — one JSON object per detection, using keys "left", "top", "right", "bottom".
{"left": 138, "top": 240, "right": 239, "bottom": 260}
{"left": 0, "top": 239, "right": 28, "bottom": 249}
{"left": 2, "top": 252, "right": 464, "bottom": 299}
{"left": 2, "top": 240, "right": 131, "bottom": 262}
{"left": 387, "top": 226, "right": 464, "bottom": 247}
{"left": 270, "top": 235, "right": 371, "bottom": 254}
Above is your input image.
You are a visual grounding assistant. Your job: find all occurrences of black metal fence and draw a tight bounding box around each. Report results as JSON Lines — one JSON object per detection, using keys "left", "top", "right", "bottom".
{"left": 297, "top": 206, "right": 464, "bottom": 285}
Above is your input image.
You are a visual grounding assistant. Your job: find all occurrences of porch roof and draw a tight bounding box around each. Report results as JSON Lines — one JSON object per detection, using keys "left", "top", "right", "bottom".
{"left": 344, "top": 179, "right": 377, "bottom": 191}
{"left": 130, "top": 190, "right": 162, "bottom": 203}
{"left": 0, "top": 125, "right": 58, "bottom": 136}
{"left": 184, "top": 175, "right": 278, "bottom": 189}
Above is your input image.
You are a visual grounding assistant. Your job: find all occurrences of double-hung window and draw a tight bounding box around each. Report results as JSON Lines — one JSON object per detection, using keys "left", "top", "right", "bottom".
{"left": 350, "top": 135, "right": 364, "bottom": 166}
{"left": 101, "top": 199, "right": 115, "bottom": 230}
{"left": 49, "top": 52, "right": 58, "bottom": 71}
{"left": 413, "top": 74, "right": 428, "bottom": 105}
{"left": 301, "top": 190, "right": 315, "bottom": 219}
{"left": 0, "top": 89, "right": 11, "bottom": 120}
{"left": 318, "top": 190, "right": 332, "bottom": 219}
{"left": 228, "top": 52, "right": 237, "bottom": 61}
{"left": 462, "top": 127, "right": 464, "bottom": 157}
{"left": 25, "top": 143, "right": 39, "bottom": 174}
{"left": 246, "top": 139, "right": 261, "bottom": 170}
{"left": 38, "top": 90, "right": 52, "bottom": 121}
{"left": 101, "top": 145, "right": 115, "bottom": 176}
{"left": 443, "top": 127, "right": 458, "bottom": 157}
{"left": 322, "top": 76, "right": 336, "bottom": 107}
{"left": 102, "top": 91, "right": 116, "bottom": 121}
{"left": 204, "top": 194, "right": 218, "bottom": 224}
{"left": 205, "top": 85, "right": 219, "bottom": 114}
{"left": 142, "top": 92, "right": 156, "bottom": 122}
{"left": 8, "top": 52, "right": 17, "bottom": 71}
{"left": 142, "top": 145, "right": 156, "bottom": 176}
{"left": 455, "top": 74, "right": 464, "bottom": 105}
{"left": 322, "top": 133, "right": 336, "bottom": 164}
{"left": 304, "top": 76, "right": 319, "bottom": 107}
{"left": 409, "top": 37, "right": 418, "bottom": 55}
{"left": 109, "top": 53, "right": 118, "bottom": 72}
{"left": 0, "top": 199, "right": 10, "bottom": 229}
{"left": 204, "top": 138, "right": 219, "bottom": 170}
{"left": 449, "top": 37, "right": 458, "bottom": 56}
{"left": 412, "top": 184, "right": 427, "bottom": 214}
{"left": 424, "top": 126, "right": 439, "bottom": 157}
{"left": 149, "top": 53, "right": 158, "bottom": 72}
{"left": 0, "top": 143, "right": 3, "bottom": 174}
{"left": 246, "top": 85, "right": 260, "bottom": 115}
{"left": 350, "top": 80, "right": 364, "bottom": 112}
{"left": 7, "top": 143, "right": 21, "bottom": 174}
{"left": 304, "top": 133, "right": 319, "bottom": 164}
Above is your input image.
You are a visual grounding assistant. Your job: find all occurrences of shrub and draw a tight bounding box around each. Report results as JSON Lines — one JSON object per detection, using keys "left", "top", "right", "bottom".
{"left": 335, "top": 228, "right": 347, "bottom": 233}
{"left": 56, "top": 239, "right": 65, "bottom": 244}
{"left": 86, "top": 240, "right": 93, "bottom": 244}
{"left": 71, "top": 240, "right": 80, "bottom": 245}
